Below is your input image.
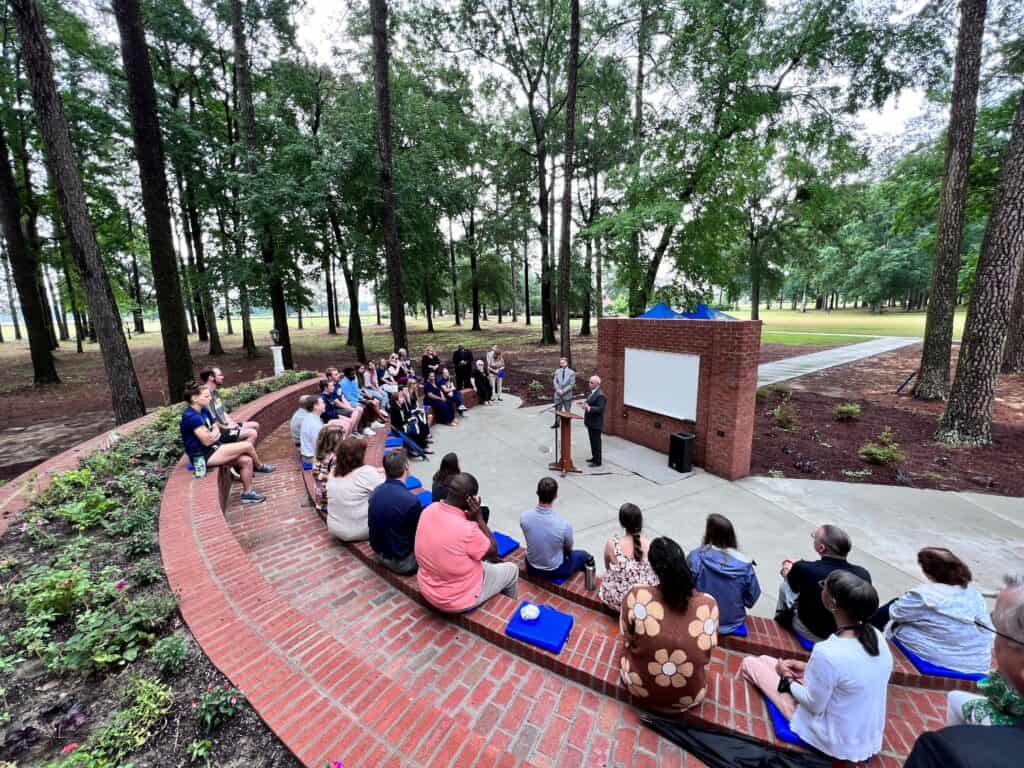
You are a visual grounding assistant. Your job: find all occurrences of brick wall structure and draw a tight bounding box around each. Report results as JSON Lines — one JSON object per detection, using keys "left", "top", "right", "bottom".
{"left": 596, "top": 317, "right": 762, "bottom": 480}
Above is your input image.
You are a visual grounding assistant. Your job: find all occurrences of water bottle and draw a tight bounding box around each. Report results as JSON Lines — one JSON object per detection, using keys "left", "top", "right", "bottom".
{"left": 193, "top": 455, "right": 207, "bottom": 479}
{"left": 584, "top": 556, "right": 596, "bottom": 591}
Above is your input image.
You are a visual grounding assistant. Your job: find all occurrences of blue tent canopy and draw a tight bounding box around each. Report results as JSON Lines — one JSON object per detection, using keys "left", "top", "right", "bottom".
{"left": 635, "top": 302, "right": 683, "bottom": 319}
{"left": 680, "top": 303, "right": 736, "bottom": 321}
{"left": 636, "top": 302, "right": 736, "bottom": 320}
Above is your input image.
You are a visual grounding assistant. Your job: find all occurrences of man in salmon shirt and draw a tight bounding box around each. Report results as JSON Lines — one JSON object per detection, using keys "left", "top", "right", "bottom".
{"left": 415, "top": 473, "right": 518, "bottom": 612}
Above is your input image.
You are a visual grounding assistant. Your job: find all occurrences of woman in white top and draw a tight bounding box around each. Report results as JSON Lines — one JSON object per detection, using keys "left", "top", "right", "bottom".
{"left": 325, "top": 438, "right": 383, "bottom": 541}
{"left": 740, "top": 571, "right": 893, "bottom": 763}
{"left": 871, "top": 547, "right": 992, "bottom": 675}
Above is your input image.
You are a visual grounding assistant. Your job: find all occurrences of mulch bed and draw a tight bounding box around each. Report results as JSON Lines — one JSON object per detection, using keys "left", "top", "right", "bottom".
{"left": 753, "top": 344, "right": 1024, "bottom": 496}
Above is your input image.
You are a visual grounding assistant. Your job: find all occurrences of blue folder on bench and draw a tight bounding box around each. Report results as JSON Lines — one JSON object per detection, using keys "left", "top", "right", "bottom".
{"left": 405, "top": 476, "right": 423, "bottom": 490}
{"left": 763, "top": 695, "right": 811, "bottom": 748}
{"left": 505, "top": 602, "right": 574, "bottom": 654}
{"left": 493, "top": 531, "right": 520, "bottom": 558}
{"left": 892, "top": 637, "right": 986, "bottom": 682}
{"left": 722, "top": 622, "right": 749, "bottom": 638}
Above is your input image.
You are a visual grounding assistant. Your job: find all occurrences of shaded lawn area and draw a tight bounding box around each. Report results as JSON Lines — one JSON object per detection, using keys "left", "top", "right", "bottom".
{"left": 751, "top": 307, "right": 967, "bottom": 339}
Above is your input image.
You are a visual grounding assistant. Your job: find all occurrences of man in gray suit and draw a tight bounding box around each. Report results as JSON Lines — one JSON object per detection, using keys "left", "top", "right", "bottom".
{"left": 582, "top": 375, "right": 606, "bottom": 466}
{"left": 551, "top": 357, "right": 575, "bottom": 428}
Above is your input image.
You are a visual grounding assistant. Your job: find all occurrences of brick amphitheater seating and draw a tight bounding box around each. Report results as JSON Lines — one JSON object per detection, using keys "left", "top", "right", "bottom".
{"left": 161, "top": 379, "right": 964, "bottom": 767}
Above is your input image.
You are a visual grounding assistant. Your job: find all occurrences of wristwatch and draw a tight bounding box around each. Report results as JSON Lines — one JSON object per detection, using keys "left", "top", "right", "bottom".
{"left": 777, "top": 676, "right": 794, "bottom": 694}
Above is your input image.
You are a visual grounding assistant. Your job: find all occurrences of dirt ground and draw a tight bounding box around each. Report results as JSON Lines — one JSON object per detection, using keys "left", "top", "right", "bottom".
{"left": 753, "top": 344, "right": 1024, "bottom": 496}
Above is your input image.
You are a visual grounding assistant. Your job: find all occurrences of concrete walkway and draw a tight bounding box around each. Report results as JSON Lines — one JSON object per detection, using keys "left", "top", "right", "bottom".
{"left": 757, "top": 335, "right": 919, "bottom": 386}
{"left": 429, "top": 396, "right": 1022, "bottom": 619}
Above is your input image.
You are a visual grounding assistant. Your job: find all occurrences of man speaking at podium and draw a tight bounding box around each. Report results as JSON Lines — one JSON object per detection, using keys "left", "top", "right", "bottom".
{"left": 581, "top": 375, "right": 606, "bottom": 467}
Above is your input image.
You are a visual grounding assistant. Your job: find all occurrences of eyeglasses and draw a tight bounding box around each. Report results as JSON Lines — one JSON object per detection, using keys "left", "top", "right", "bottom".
{"left": 975, "top": 619, "right": 1024, "bottom": 648}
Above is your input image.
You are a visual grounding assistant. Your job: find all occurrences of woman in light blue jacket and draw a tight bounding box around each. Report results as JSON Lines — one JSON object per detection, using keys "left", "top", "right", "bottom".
{"left": 687, "top": 513, "right": 761, "bottom": 633}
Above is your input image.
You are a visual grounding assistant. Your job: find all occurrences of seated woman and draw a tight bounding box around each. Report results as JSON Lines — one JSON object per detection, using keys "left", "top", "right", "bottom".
{"left": 325, "top": 439, "right": 384, "bottom": 541}
{"left": 600, "top": 503, "right": 658, "bottom": 611}
{"left": 424, "top": 372, "right": 457, "bottom": 425}
{"left": 377, "top": 357, "right": 398, "bottom": 393}
{"left": 358, "top": 362, "right": 388, "bottom": 410}
{"left": 437, "top": 367, "right": 466, "bottom": 413}
{"left": 431, "top": 453, "right": 460, "bottom": 503}
{"left": 619, "top": 537, "right": 718, "bottom": 714}
{"left": 740, "top": 571, "right": 894, "bottom": 764}
{"left": 687, "top": 513, "right": 761, "bottom": 634}
{"left": 387, "top": 391, "right": 429, "bottom": 459}
{"left": 871, "top": 547, "right": 992, "bottom": 676}
{"left": 312, "top": 427, "right": 345, "bottom": 518}
{"left": 472, "top": 360, "right": 494, "bottom": 405}
{"left": 179, "top": 381, "right": 274, "bottom": 504}
{"left": 387, "top": 353, "right": 407, "bottom": 387}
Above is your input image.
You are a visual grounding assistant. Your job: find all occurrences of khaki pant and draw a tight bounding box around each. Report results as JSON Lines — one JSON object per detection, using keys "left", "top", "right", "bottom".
{"left": 473, "top": 561, "right": 518, "bottom": 607}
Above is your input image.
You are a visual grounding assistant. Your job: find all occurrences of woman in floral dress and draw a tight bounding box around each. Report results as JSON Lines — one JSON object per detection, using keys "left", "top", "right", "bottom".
{"left": 619, "top": 537, "right": 719, "bottom": 714}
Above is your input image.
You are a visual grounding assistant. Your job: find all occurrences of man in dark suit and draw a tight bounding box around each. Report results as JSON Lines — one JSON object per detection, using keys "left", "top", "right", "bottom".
{"left": 581, "top": 375, "right": 606, "bottom": 467}
{"left": 452, "top": 344, "right": 473, "bottom": 390}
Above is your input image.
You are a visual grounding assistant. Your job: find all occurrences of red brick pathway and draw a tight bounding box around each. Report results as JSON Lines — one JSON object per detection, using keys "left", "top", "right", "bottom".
{"left": 226, "top": 425, "right": 705, "bottom": 767}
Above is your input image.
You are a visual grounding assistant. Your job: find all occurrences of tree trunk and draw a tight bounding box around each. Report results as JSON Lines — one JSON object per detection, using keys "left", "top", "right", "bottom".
{"left": 425, "top": 282, "right": 435, "bottom": 332}
{"left": 469, "top": 208, "right": 481, "bottom": 331}
{"left": 231, "top": 0, "right": 292, "bottom": 368}
{"left": 510, "top": 234, "right": 518, "bottom": 324}
{"left": 448, "top": 217, "right": 461, "bottom": 326}
{"left": 61, "top": 245, "right": 83, "bottom": 353}
{"left": 223, "top": 279, "right": 234, "bottom": 335}
{"left": 1, "top": 243, "right": 24, "bottom": 341}
{"left": 1003, "top": 263, "right": 1024, "bottom": 373}
{"left": 375, "top": 277, "right": 382, "bottom": 325}
{"left": 370, "top": 0, "right": 407, "bottom": 352}
{"left": 749, "top": 240, "right": 762, "bottom": 321}
{"left": 523, "top": 232, "right": 531, "bottom": 325}
{"left": 175, "top": 172, "right": 207, "bottom": 341}
{"left": 596, "top": 233, "right": 603, "bottom": 321}
{"left": 916, "top": 0, "right": 988, "bottom": 401}
{"left": 558, "top": 0, "right": 580, "bottom": 365}
{"left": 129, "top": 245, "right": 145, "bottom": 334}
{"left": 184, "top": 174, "right": 222, "bottom": 355}
{"left": 938, "top": 97, "right": 1024, "bottom": 445}
{"left": 535, "top": 143, "right": 554, "bottom": 343}
{"left": 326, "top": 205, "right": 366, "bottom": 362}
{"left": 323, "top": 250, "right": 337, "bottom": 335}
{"left": 113, "top": 0, "right": 196, "bottom": 398}
{"left": 297, "top": 305, "right": 303, "bottom": 330}
{"left": 46, "top": 266, "right": 68, "bottom": 340}
{"left": 628, "top": 1, "right": 648, "bottom": 302}
{"left": 580, "top": 235, "right": 592, "bottom": 336}
{"left": 239, "top": 281, "right": 256, "bottom": 358}
{"left": 12, "top": 0, "right": 144, "bottom": 418}
{"left": 178, "top": 251, "right": 196, "bottom": 334}
{"left": 331, "top": 252, "right": 342, "bottom": 331}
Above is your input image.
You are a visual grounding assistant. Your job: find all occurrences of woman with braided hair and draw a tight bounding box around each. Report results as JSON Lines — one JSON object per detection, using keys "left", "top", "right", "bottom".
{"left": 600, "top": 503, "right": 658, "bottom": 611}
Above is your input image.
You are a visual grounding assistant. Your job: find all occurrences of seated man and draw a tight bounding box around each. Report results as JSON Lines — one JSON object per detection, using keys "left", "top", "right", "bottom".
{"left": 368, "top": 451, "right": 423, "bottom": 574}
{"left": 318, "top": 378, "right": 357, "bottom": 439}
{"left": 415, "top": 472, "right": 518, "bottom": 612}
{"left": 341, "top": 366, "right": 386, "bottom": 426}
{"left": 298, "top": 395, "right": 327, "bottom": 466}
{"left": 290, "top": 396, "right": 315, "bottom": 446}
{"left": 200, "top": 367, "right": 259, "bottom": 442}
{"left": 520, "top": 477, "right": 591, "bottom": 581}
{"left": 904, "top": 574, "right": 1024, "bottom": 767}
{"left": 327, "top": 366, "right": 373, "bottom": 436}
{"left": 775, "top": 524, "right": 871, "bottom": 641}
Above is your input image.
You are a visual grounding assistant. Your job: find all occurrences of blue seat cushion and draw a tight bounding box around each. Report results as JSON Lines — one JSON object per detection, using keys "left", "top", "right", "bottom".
{"left": 892, "top": 637, "right": 986, "bottom": 682}
{"left": 722, "top": 622, "right": 749, "bottom": 638}
{"left": 405, "top": 476, "right": 423, "bottom": 490}
{"left": 492, "top": 531, "right": 520, "bottom": 558}
{"left": 302, "top": 462, "right": 313, "bottom": 471}
{"left": 416, "top": 490, "right": 432, "bottom": 508}
{"left": 505, "top": 602, "right": 574, "bottom": 654}
{"left": 385, "top": 437, "right": 404, "bottom": 448}
{"left": 763, "top": 695, "right": 811, "bottom": 749}
{"left": 795, "top": 631, "right": 815, "bottom": 651}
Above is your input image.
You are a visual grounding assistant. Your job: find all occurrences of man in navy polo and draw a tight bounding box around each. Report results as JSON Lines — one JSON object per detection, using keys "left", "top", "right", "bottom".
{"left": 368, "top": 451, "right": 423, "bottom": 575}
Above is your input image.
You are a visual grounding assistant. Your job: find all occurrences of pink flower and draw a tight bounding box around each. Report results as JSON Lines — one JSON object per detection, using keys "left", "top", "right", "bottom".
{"left": 115, "top": 581, "right": 126, "bottom": 591}
{"left": 62, "top": 743, "right": 79, "bottom": 754}
{"left": 223, "top": 683, "right": 229, "bottom": 689}
{"left": 332, "top": 761, "right": 344, "bottom": 768}
{"left": 230, "top": 697, "right": 237, "bottom": 705}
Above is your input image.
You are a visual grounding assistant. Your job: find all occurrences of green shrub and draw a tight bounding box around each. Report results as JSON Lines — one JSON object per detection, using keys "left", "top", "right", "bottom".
{"left": 771, "top": 401, "right": 800, "bottom": 430}
{"left": 54, "top": 490, "right": 120, "bottom": 532}
{"left": 188, "top": 739, "right": 213, "bottom": 763}
{"left": 833, "top": 402, "right": 862, "bottom": 421}
{"left": 149, "top": 635, "right": 189, "bottom": 677}
{"left": 195, "top": 684, "right": 244, "bottom": 734}
{"left": 7, "top": 563, "right": 114, "bottom": 625}
{"left": 527, "top": 380, "right": 545, "bottom": 396}
{"left": 758, "top": 382, "right": 792, "bottom": 400}
{"left": 859, "top": 426, "right": 904, "bottom": 466}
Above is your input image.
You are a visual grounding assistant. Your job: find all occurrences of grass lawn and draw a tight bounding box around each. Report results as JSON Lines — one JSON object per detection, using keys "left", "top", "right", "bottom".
{"left": 751, "top": 307, "right": 966, "bottom": 339}
{"left": 760, "top": 331, "right": 874, "bottom": 346}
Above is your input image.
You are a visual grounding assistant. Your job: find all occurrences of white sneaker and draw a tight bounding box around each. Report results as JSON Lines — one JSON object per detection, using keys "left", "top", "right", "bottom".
{"left": 350, "top": 432, "right": 364, "bottom": 439}
{"left": 362, "top": 428, "right": 376, "bottom": 436}
{"left": 371, "top": 421, "right": 386, "bottom": 429}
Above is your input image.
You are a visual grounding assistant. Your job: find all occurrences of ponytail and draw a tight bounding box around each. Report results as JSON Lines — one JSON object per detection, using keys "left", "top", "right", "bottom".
{"left": 631, "top": 530, "right": 643, "bottom": 562}
{"left": 855, "top": 623, "right": 880, "bottom": 657}
{"left": 618, "top": 503, "right": 644, "bottom": 562}
{"left": 826, "top": 571, "right": 881, "bottom": 657}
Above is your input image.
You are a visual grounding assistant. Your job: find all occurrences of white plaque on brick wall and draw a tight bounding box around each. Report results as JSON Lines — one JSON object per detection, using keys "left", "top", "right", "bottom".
{"left": 622, "top": 348, "right": 700, "bottom": 422}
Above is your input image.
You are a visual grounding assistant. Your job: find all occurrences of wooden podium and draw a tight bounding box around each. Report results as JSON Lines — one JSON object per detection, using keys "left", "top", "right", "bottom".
{"left": 549, "top": 411, "right": 583, "bottom": 476}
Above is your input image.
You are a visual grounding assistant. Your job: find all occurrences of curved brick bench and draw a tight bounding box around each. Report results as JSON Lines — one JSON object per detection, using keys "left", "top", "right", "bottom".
{"left": 505, "top": 550, "right": 983, "bottom": 693}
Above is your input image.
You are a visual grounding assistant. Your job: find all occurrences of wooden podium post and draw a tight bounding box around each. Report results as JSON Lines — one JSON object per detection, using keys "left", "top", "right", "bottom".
{"left": 549, "top": 411, "right": 583, "bottom": 476}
